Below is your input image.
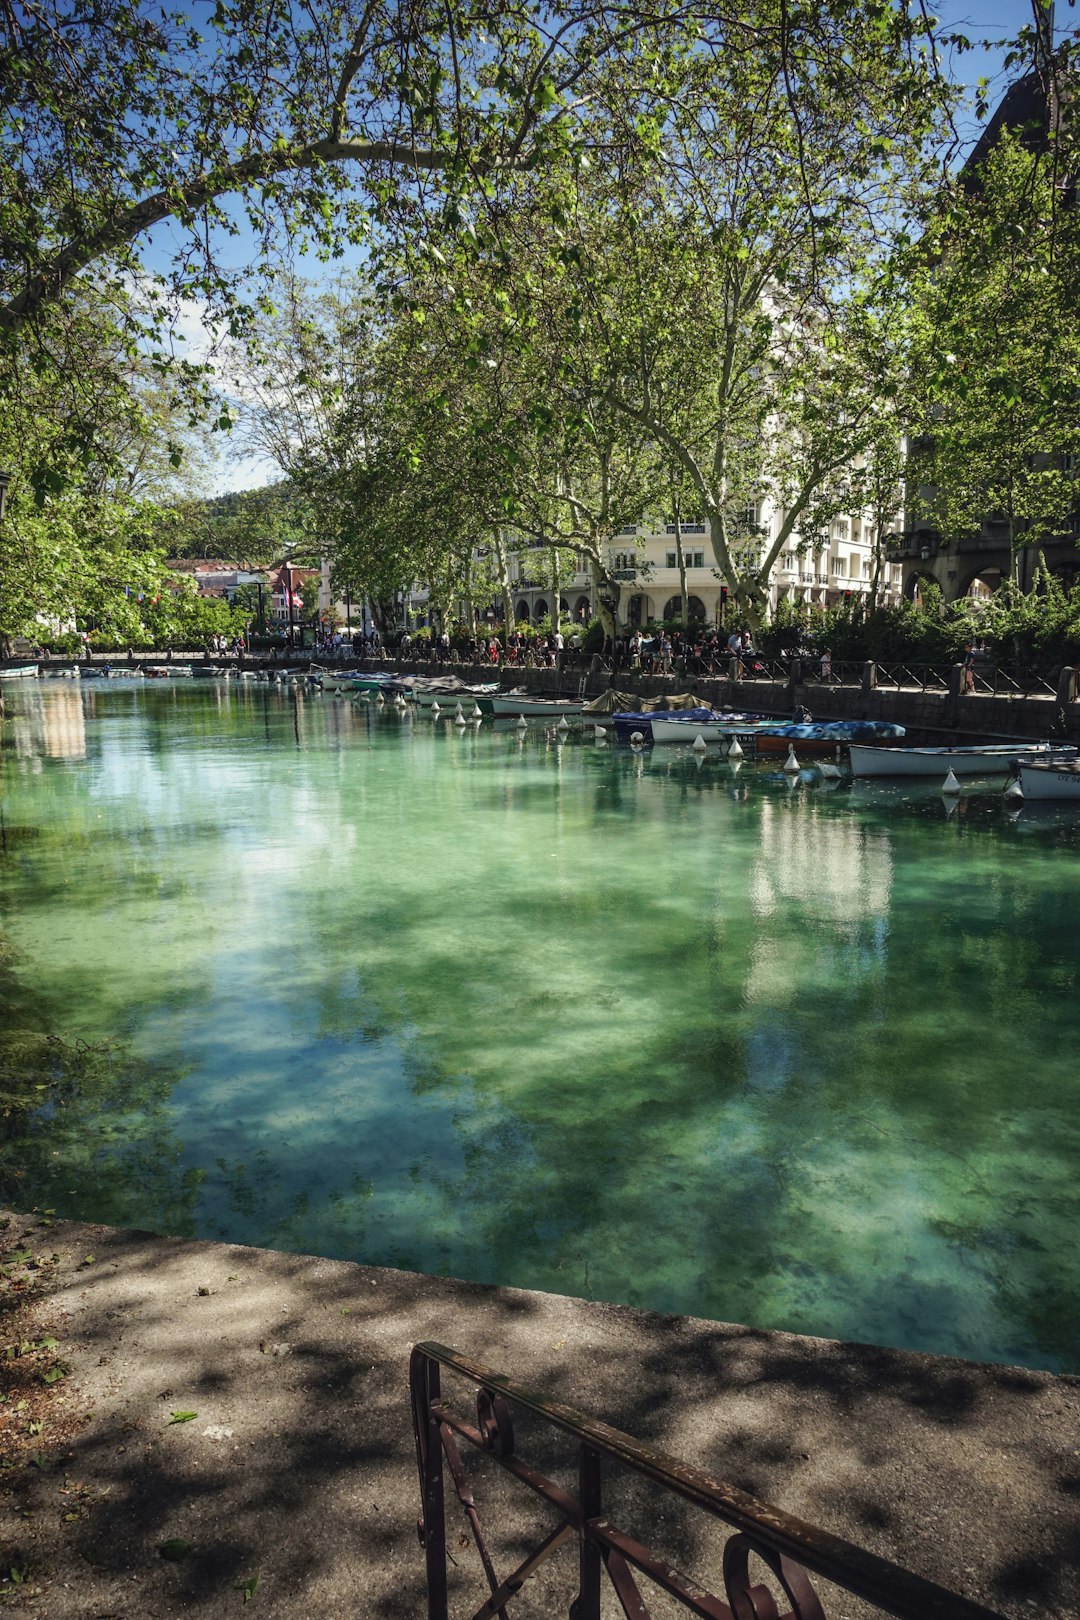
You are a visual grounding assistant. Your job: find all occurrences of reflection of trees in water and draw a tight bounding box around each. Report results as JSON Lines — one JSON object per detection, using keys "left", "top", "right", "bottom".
{"left": 294, "top": 789, "right": 1080, "bottom": 1368}
{"left": 0, "top": 934, "right": 203, "bottom": 1234}
{"left": 211, "top": 1149, "right": 374, "bottom": 1259}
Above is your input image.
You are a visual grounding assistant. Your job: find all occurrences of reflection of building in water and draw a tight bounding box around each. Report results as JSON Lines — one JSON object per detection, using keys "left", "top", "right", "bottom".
{"left": 42, "top": 687, "right": 87, "bottom": 759}
{"left": 743, "top": 801, "right": 893, "bottom": 1007}
{"left": 9, "top": 687, "right": 87, "bottom": 760}
{"left": 749, "top": 800, "right": 892, "bottom": 922}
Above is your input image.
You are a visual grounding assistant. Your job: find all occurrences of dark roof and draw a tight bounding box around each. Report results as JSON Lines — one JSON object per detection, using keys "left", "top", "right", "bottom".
{"left": 962, "top": 70, "right": 1051, "bottom": 185}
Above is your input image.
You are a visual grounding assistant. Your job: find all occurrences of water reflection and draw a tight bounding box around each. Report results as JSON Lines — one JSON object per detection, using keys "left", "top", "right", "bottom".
{"left": 1, "top": 682, "right": 1079, "bottom": 1371}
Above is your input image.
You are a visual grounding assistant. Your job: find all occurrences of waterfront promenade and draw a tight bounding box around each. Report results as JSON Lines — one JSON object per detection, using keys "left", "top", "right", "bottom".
{"left": 2, "top": 1210, "right": 1077, "bottom": 1618}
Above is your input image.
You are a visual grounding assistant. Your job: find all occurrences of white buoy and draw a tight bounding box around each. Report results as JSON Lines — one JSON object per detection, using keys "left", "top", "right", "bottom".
{"left": 1004, "top": 776, "right": 1024, "bottom": 802}
{"left": 376, "top": 692, "right": 385, "bottom": 706}
{"left": 430, "top": 700, "right": 440, "bottom": 715}
{"left": 818, "top": 760, "right": 842, "bottom": 780}
{"left": 454, "top": 702, "right": 464, "bottom": 719}
{"left": 516, "top": 715, "right": 528, "bottom": 729}
{"left": 557, "top": 716, "right": 569, "bottom": 732}
{"left": 783, "top": 744, "right": 801, "bottom": 773}
{"left": 727, "top": 738, "right": 744, "bottom": 761}
{"left": 594, "top": 726, "right": 607, "bottom": 742}
{"left": 942, "top": 768, "right": 961, "bottom": 795}
{"left": 630, "top": 730, "right": 645, "bottom": 746}
{"left": 455, "top": 712, "right": 467, "bottom": 726}
{"left": 692, "top": 733, "right": 707, "bottom": 752}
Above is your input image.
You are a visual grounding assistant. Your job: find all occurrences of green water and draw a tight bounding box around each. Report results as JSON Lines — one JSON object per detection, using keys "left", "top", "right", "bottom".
{"left": 2, "top": 678, "right": 1080, "bottom": 1372}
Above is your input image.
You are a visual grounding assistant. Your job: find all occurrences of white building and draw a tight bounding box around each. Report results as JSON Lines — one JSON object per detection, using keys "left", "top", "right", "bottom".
{"left": 503, "top": 503, "right": 903, "bottom": 628}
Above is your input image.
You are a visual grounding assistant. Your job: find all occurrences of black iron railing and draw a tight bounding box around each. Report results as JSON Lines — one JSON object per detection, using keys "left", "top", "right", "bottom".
{"left": 410, "top": 1342, "right": 1006, "bottom": 1620}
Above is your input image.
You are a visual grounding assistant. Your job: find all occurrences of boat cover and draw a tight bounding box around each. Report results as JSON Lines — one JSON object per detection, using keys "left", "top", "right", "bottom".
{"left": 582, "top": 689, "right": 706, "bottom": 714}
{"left": 755, "top": 720, "right": 906, "bottom": 741}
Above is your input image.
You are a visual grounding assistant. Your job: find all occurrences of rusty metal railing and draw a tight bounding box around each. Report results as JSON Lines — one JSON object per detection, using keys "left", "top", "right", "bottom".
{"left": 410, "top": 1342, "right": 1006, "bottom": 1620}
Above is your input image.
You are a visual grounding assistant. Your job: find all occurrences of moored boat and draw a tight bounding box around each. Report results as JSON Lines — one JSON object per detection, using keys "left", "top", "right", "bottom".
{"left": 1009, "top": 755, "right": 1080, "bottom": 800}
{"left": 483, "top": 691, "right": 584, "bottom": 718}
{"left": 642, "top": 710, "right": 769, "bottom": 744}
{"left": 0, "top": 663, "right": 40, "bottom": 679}
{"left": 411, "top": 681, "right": 499, "bottom": 711}
{"left": 850, "top": 740, "right": 1076, "bottom": 778}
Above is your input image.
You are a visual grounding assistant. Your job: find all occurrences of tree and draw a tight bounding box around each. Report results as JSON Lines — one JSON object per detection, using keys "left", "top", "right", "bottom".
{"left": 552, "top": 0, "right": 955, "bottom": 629}
{"left": 905, "top": 130, "right": 1080, "bottom": 568}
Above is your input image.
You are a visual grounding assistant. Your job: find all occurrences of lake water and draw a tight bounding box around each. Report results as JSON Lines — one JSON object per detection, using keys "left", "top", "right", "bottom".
{"left": 2, "top": 677, "right": 1079, "bottom": 1372}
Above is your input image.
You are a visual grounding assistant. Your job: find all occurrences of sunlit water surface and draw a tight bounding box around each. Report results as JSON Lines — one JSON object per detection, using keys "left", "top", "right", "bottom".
{"left": 2, "top": 678, "right": 1079, "bottom": 1372}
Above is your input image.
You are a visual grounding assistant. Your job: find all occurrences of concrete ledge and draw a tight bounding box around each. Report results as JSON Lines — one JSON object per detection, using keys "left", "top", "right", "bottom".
{"left": 2, "top": 1213, "right": 1077, "bottom": 1618}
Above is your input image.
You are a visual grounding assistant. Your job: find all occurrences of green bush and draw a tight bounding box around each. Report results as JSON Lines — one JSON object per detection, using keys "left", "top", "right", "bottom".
{"left": 758, "top": 575, "right": 1080, "bottom": 672}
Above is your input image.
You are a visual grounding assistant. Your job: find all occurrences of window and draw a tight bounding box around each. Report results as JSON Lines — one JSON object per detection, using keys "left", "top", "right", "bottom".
{"left": 832, "top": 518, "right": 850, "bottom": 542}
{"left": 739, "top": 501, "right": 763, "bottom": 530}
{"left": 612, "top": 551, "right": 635, "bottom": 572}
{"left": 617, "top": 525, "right": 637, "bottom": 536}
{"left": 833, "top": 555, "right": 847, "bottom": 577}
{"left": 863, "top": 556, "right": 873, "bottom": 578}
{"left": 667, "top": 550, "right": 705, "bottom": 569}
{"left": 665, "top": 518, "right": 706, "bottom": 534}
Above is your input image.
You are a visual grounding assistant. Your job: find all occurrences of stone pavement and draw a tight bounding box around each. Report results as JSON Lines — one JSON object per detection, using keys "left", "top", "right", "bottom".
{"left": 1, "top": 1210, "right": 1077, "bottom": 1619}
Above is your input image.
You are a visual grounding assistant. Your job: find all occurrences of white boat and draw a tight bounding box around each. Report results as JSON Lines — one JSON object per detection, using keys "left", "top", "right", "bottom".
{"left": 308, "top": 666, "right": 360, "bottom": 693}
{"left": 411, "top": 683, "right": 498, "bottom": 711}
{"left": 1011, "top": 756, "right": 1080, "bottom": 800}
{"left": 848, "top": 741, "right": 1077, "bottom": 778}
{"left": 0, "top": 663, "right": 40, "bottom": 679}
{"left": 486, "top": 692, "right": 584, "bottom": 718}
{"left": 649, "top": 714, "right": 757, "bottom": 744}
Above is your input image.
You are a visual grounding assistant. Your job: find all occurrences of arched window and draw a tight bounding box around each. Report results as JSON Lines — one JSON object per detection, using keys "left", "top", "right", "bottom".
{"left": 663, "top": 595, "right": 706, "bottom": 622}
{"left": 534, "top": 599, "right": 548, "bottom": 620}
{"left": 627, "top": 594, "right": 645, "bottom": 626}
{"left": 515, "top": 600, "right": 530, "bottom": 622}
{"left": 574, "top": 595, "right": 591, "bottom": 621}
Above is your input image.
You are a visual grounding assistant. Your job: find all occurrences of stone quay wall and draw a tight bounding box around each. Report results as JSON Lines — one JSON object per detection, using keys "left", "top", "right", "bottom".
{"left": 376, "top": 657, "right": 1080, "bottom": 743}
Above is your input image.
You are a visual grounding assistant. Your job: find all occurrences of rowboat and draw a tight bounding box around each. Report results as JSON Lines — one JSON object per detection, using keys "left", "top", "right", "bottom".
{"left": 1009, "top": 755, "right": 1080, "bottom": 800}
{"left": 481, "top": 692, "right": 584, "bottom": 718}
{"left": 636, "top": 710, "right": 767, "bottom": 745}
{"left": 750, "top": 720, "right": 905, "bottom": 756}
{"left": 850, "top": 740, "right": 1076, "bottom": 778}
{"left": 0, "top": 664, "right": 40, "bottom": 679}
{"left": 411, "top": 682, "right": 499, "bottom": 711}
{"left": 644, "top": 716, "right": 903, "bottom": 752}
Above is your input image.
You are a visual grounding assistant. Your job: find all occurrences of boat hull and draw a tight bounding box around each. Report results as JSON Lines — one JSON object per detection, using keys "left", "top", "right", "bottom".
{"left": 0, "top": 664, "right": 40, "bottom": 679}
{"left": 485, "top": 694, "right": 584, "bottom": 718}
{"left": 850, "top": 742, "right": 1076, "bottom": 777}
{"left": 1014, "top": 759, "right": 1080, "bottom": 799}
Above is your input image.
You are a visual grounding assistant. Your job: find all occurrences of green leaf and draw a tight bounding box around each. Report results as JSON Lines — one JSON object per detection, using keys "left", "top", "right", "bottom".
{"left": 239, "top": 1575, "right": 260, "bottom": 1602}
{"left": 167, "top": 1410, "right": 198, "bottom": 1424}
{"left": 158, "top": 1539, "right": 193, "bottom": 1562}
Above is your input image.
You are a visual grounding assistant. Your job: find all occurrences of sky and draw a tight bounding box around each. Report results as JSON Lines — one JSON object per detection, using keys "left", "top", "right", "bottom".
{"left": 150, "top": 0, "right": 1063, "bottom": 497}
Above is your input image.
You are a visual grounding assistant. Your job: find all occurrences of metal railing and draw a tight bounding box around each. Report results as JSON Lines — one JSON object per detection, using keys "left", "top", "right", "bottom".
{"left": 872, "top": 662, "right": 953, "bottom": 693}
{"left": 410, "top": 1341, "right": 1005, "bottom": 1620}
{"left": 970, "top": 665, "right": 1057, "bottom": 698}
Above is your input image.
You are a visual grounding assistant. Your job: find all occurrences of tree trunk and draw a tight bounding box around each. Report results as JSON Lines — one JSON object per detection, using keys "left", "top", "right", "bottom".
{"left": 493, "top": 530, "right": 515, "bottom": 630}
{"left": 589, "top": 556, "right": 620, "bottom": 651}
{"left": 670, "top": 482, "right": 688, "bottom": 625}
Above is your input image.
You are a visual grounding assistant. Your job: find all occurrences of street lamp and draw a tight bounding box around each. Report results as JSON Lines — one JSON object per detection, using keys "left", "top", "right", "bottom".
{"left": 919, "top": 544, "right": 931, "bottom": 562}
{"left": 0, "top": 470, "right": 10, "bottom": 523}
